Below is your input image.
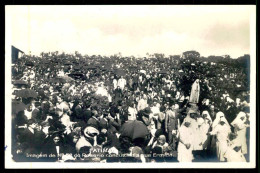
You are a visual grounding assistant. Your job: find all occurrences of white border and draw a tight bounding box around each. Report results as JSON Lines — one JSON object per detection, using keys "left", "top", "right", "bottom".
{"left": 5, "top": 5, "right": 256, "bottom": 169}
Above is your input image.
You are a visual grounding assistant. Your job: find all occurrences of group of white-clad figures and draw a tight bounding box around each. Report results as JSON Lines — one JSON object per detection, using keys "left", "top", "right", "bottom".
{"left": 177, "top": 109, "right": 249, "bottom": 162}
{"left": 177, "top": 80, "right": 249, "bottom": 162}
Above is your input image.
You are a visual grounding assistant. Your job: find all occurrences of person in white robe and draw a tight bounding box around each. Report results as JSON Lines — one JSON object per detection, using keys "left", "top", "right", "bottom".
{"left": 231, "top": 111, "right": 249, "bottom": 155}
{"left": 177, "top": 120, "right": 194, "bottom": 162}
{"left": 189, "top": 79, "right": 200, "bottom": 104}
{"left": 199, "top": 111, "right": 212, "bottom": 149}
{"left": 224, "top": 136, "right": 246, "bottom": 162}
{"left": 182, "top": 109, "right": 199, "bottom": 150}
{"left": 193, "top": 115, "right": 205, "bottom": 151}
{"left": 209, "top": 112, "right": 231, "bottom": 161}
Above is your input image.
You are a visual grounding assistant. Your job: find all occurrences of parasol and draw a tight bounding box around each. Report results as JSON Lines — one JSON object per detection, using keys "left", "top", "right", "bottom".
{"left": 120, "top": 120, "right": 149, "bottom": 140}
{"left": 12, "top": 80, "right": 29, "bottom": 87}
{"left": 15, "top": 89, "right": 38, "bottom": 98}
{"left": 69, "top": 72, "right": 84, "bottom": 79}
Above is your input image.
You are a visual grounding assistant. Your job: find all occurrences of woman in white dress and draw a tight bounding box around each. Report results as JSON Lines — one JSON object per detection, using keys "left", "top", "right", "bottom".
{"left": 177, "top": 120, "right": 194, "bottom": 162}
{"left": 224, "top": 137, "right": 246, "bottom": 162}
{"left": 200, "top": 110, "right": 212, "bottom": 149}
{"left": 231, "top": 111, "right": 249, "bottom": 155}
{"left": 209, "top": 112, "right": 231, "bottom": 161}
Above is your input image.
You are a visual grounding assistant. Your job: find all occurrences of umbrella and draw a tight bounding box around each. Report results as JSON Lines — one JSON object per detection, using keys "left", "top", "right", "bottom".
{"left": 12, "top": 80, "right": 28, "bottom": 86}
{"left": 120, "top": 120, "right": 149, "bottom": 140}
{"left": 15, "top": 89, "right": 38, "bottom": 98}
{"left": 69, "top": 72, "right": 84, "bottom": 79}
{"left": 12, "top": 100, "right": 26, "bottom": 114}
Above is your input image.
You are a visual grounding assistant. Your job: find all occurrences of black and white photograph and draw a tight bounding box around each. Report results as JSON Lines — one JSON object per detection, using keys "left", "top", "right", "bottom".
{"left": 5, "top": 5, "right": 256, "bottom": 168}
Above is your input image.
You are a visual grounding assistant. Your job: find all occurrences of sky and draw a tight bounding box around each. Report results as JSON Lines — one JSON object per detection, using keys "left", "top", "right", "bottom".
{"left": 5, "top": 5, "right": 255, "bottom": 58}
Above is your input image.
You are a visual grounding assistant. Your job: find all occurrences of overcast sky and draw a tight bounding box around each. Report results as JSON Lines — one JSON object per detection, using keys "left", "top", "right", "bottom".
{"left": 5, "top": 5, "right": 255, "bottom": 58}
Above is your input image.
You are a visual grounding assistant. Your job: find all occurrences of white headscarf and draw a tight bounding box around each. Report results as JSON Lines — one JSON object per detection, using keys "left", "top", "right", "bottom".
{"left": 231, "top": 112, "right": 248, "bottom": 130}
{"left": 212, "top": 112, "right": 230, "bottom": 129}
{"left": 201, "top": 110, "right": 212, "bottom": 125}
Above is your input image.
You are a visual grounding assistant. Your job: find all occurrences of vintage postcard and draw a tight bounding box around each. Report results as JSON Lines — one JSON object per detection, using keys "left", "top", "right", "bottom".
{"left": 5, "top": 5, "right": 256, "bottom": 168}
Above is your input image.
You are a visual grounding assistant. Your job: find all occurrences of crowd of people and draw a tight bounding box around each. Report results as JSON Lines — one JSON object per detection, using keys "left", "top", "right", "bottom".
{"left": 11, "top": 51, "right": 250, "bottom": 162}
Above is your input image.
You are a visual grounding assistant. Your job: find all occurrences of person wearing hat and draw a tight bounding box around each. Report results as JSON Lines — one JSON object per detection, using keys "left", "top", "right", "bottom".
{"left": 75, "top": 126, "right": 100, "bottom": 152}
{"left": 137, "top": 107, "right": 152, "bottom": 127}
{"left": 43, "top": 132, "right": 66, "bottom": 162}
